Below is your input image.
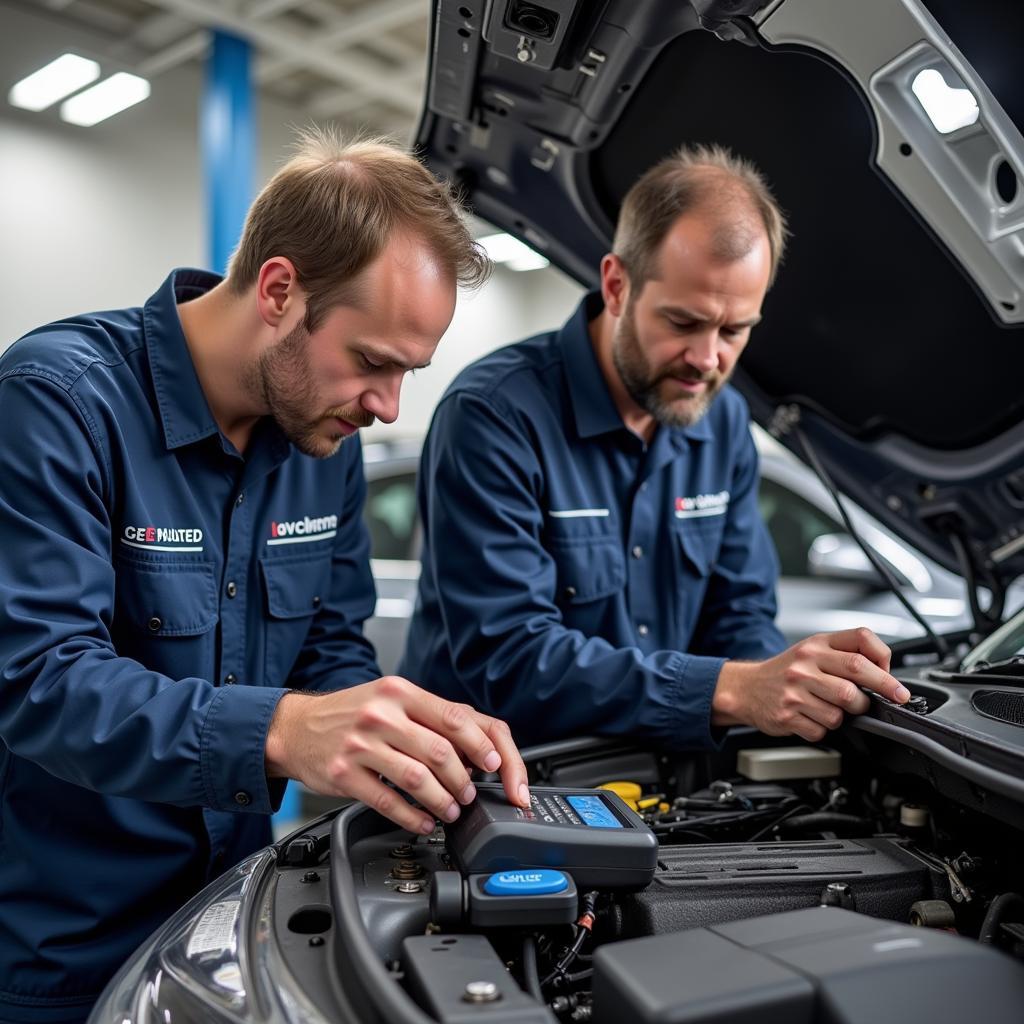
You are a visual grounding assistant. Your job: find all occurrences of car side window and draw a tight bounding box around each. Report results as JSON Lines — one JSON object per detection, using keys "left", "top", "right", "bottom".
{"left": 758, "top": 477, "right": 845, "bottom": 578}
{"left": 363, "top": 471, "right": 419, "bottom": 562}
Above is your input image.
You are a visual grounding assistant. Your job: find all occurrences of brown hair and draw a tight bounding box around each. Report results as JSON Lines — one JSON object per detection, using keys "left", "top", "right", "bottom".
{"left": 612, "top": 143, "right": 788, "bottom": 290}
{"left": 227, "top": 126, "right": 490, "bottom": 330}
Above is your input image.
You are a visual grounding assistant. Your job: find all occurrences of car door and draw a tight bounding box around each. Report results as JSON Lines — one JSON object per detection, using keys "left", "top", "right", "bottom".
{"left": 362, "top": 452, "right": 422, "bottom": 675}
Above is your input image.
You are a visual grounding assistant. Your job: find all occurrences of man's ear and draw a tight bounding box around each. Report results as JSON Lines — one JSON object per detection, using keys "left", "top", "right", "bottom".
{"left": 255, "top": 258, "right": 300, "bottom": 328}
{"left": 600, "top": 253, "right": 631, "bottom": 318}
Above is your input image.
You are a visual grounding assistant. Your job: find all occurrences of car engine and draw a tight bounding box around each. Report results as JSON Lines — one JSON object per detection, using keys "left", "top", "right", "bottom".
{"left": 94, "top": 657, "right": 1024, "bottom": 1023}
{"left": 268, "top": 683, "right": 1024, "bottom": 1024}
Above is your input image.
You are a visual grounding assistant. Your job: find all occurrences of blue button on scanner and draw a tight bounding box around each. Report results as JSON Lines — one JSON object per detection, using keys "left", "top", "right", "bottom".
{"left": 483, "top": 869, "right": 569, "bottom": 896}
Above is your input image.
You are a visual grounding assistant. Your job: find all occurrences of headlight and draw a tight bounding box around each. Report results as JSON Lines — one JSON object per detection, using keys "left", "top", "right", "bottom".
{"left": 90, "top": 849, "right": 332, "bottom": 1024}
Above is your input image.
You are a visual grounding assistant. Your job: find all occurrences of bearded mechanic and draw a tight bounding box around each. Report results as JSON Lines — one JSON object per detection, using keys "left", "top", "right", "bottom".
{"left": 0, "top": 131, "right": 528, "bottom": 1023}
{"left": 400, "top": 144, "right": 911, "bottom": 749}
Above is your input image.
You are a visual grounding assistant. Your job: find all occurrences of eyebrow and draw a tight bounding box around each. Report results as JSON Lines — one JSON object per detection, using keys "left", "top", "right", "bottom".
{"left": 358, "top": 343, "right": 432, "bottom": 372}
{"left": 660, "top": 305, "right": 762, "bottom": 329}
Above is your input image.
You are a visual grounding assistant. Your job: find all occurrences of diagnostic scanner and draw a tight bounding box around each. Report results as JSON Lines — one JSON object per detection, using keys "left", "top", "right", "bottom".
{"left": 445, "top": 784, "right": 658, "bottom": 891}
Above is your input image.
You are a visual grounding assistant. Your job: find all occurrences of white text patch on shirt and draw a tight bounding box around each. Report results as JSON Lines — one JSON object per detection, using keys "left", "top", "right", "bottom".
{"left": 121, "top": 525, "right": 204, "bottom": 552}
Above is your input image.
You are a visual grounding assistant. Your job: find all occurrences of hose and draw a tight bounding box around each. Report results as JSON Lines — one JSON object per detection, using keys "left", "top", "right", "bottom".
{"left": 541, "top": 892, "right": 598, "bottom": 988}
{"left": 776, "top": 812, "right": 874, "bottom": 837}
{"left": 978, "top": 892, "right": 1024, "bottom": 945}
{"left": 521, "top": 935, "right": 543, "bottom": 1002}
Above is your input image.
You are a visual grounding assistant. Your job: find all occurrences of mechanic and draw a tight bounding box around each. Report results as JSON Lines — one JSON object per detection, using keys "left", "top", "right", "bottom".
{"left": 400, "top": 143, "right": 911, "bottom": 750}
{"left": 0, "top": 130, "right": 528, "bottom": 1023}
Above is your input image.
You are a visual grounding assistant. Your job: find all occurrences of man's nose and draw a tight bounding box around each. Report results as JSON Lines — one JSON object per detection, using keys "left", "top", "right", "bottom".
{"left": 686, "top": 331, "right": 719, "bottom": 373}
{"left": 361, "top": 378, "right": 401, "bottom": 425}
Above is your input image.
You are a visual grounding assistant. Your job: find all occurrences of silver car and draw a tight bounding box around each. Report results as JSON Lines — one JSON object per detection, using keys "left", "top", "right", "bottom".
{"left": 361, "top": 435, "right": 988, "bottom": 675}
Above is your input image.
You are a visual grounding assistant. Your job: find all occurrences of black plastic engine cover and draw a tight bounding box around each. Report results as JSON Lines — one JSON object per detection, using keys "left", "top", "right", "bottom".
{"left": 593, "top": 907, "right": 1024, "bottom": 1024}
{"left": 613, "top": 838, "right": 941, "bottom": 938}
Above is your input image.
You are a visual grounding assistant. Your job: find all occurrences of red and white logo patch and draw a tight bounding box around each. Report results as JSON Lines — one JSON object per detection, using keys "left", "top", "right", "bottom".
{"left": 121, "top": 524, "right": 204, "bottom": 551}
{"left": 268, "top": 513, "right": 339, "bottom": 546}
{"left": 674, "top": 491, "right": 730, "bottom": 519}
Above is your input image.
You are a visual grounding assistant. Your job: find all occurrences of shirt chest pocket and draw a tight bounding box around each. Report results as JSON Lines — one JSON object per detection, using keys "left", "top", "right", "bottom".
{"left": 672, "top": 519, "right": 727, "bottom": 636}
{"left": 260, "top": 553, "right": 333, "bottom": 685}
{"left": 113, "top": 556, "right": 218, "bottom": 679}
{"left": 674, "top": 520, "right": 724, "bottom": 579}
{"left": 548, "top": 532, "right": 626, "bottom": 606}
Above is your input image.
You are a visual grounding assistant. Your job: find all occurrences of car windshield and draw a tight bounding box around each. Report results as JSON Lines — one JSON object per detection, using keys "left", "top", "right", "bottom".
{"left": 961, "top": 607, "right": 1024, "bottom": 671}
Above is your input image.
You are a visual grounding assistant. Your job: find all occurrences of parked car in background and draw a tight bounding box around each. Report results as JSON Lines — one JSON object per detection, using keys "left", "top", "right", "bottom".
{"left": 361, "top": 432, "right": 993, "bottom": 675}
{"left": 361, "top": 439, "right": 423, "bottom": 675}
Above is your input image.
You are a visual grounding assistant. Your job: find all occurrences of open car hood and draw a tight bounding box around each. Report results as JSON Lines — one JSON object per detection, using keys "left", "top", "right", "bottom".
{"left": 415, "top": 0, "right": 1024, "bottom": 602}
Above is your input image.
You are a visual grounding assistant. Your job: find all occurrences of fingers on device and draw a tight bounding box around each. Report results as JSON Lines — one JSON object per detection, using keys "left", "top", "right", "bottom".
{"left": 432, "top": 784, "right": 658, "bottom": 929}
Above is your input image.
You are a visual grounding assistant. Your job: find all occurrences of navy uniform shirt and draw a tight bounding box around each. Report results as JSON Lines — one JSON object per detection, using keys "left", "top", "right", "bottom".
{"left": 400, "top": 292, "right": 785, "bottom": 750}
{"left": 0, "top": 270, "right": 379, "bottom": 1021}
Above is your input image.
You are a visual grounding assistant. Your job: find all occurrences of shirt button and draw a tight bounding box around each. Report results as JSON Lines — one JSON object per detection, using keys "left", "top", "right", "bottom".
{"left": 226, "top": 581, "right": 238, "bottom": 599}
{"left": 235, "top": 492, "right": 245, "bottom": 508}
{"left": 638, "top": 623, "right": 649, "bottom": 637}
{"left": 148, "top": 616, "right": 162, "bottom": 632}
{"left": 632, "top": 545, "right": 644, "bottom": 559}
{"left": 234, "top": 791, "right": 252, "bottom": 807}
{"left": 640, "top": 481, "right": 649, "bottom": 492}
{"left": 563, "top": 585, "right": 577, "bottom": 599}
{"left": 224, "top": 673, "right": 237, "bottom": 685}
{"left": 312, "top": 595, "right": 321, "bottom": 608}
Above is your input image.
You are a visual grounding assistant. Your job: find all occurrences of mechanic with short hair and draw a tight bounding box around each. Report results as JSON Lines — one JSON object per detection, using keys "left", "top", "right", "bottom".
{"left": 400, "top": 143, "right": 911, "bottom": 751}
{"left": 0, "top": 129, "right": 528, "bottom": 1023}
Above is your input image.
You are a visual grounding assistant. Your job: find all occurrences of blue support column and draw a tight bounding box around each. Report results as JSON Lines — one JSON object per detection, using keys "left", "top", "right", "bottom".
{"left": 202, "top": 31, "right": 255, "bottom": 275}
{"left": 201, "top": 32, "right": 302, "bottom": 830}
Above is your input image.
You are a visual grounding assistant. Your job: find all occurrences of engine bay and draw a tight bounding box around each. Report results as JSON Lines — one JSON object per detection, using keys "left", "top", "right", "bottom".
{"left": 269, "top": 690, "right": 1024, "bottom": 1024}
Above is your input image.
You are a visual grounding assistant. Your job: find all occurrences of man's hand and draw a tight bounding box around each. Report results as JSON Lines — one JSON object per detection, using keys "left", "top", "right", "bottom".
{"left": 264, "top": 676, "right": 530, "bottom": 835}
{"left": 711, "top": 627, "right": 910, "bottom": 742}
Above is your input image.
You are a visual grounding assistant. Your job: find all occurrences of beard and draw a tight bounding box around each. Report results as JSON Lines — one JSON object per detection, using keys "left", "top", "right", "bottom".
{"left": 611, "top": 300, "right": 728, "bottom": 428}
{"left": 242, "top": 321, "right": 373, "bottom": 458}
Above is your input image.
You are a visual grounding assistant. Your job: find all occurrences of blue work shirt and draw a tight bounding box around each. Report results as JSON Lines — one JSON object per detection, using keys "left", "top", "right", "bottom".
{"left": 400, "top": 292, "right": 785, "bottom": 750}
{"left": 0, "top": 270, "right": 379, "bottom": 1021}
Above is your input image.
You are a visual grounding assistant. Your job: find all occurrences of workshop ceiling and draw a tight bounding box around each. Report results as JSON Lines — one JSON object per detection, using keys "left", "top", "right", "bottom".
{"left": 7, "top": 0, "right": 429, "bottom": 135}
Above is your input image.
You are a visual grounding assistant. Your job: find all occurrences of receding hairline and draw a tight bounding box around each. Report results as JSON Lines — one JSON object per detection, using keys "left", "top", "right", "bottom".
{"left": 225, "top": 124, "right": 490, "bottom": 330}
{"left": 647, "top": 200, "right": 771, "bottom": 283}
{"left": 612, "top": 143, "right": 788, "bottom": 289}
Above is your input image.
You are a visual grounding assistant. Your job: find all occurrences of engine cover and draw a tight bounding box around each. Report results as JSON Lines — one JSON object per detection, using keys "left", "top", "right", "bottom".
{"left": 593, "top": 906, "right": 1024, "bottom": 1024}
{"left": 613, "top": 838, "right": 941, "bottom": 938}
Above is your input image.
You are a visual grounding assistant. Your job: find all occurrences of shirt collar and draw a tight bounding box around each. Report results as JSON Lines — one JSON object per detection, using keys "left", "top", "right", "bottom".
{"left": 561, "top": 291, "right": 713, "bottom": 444}
{"left": 143, "top": 268, "right": 226, "bottom": 451}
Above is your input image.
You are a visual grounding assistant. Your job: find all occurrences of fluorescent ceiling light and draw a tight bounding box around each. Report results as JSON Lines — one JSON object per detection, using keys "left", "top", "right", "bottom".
{"left": 8, "top": 53, "right": 100, "bottom": 112}
{"left": 60, "top": 72, "right": 150, "bottom": 127}
{"left": 911, "top": 68, "right": 979, "bottom": 135}
{"left": 477, "top": 232, "right": 550, "bottom": 272}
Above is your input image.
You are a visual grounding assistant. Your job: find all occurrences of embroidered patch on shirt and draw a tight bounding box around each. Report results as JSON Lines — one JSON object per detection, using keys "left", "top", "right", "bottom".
{"left": 548, "top": 508, "right": 610, "bottom": 519}
{"left": 267, "top": 514, "right": 339, "bottom": 545}
{"left": 674, "top": 491, "right": 730, "bottom": 519}
{"left": 121, "top": 525, "right": 204, "bottom": 552}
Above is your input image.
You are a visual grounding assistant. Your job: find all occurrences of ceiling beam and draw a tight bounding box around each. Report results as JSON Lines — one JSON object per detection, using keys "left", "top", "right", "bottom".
{"left": 135, "top": 29, "right": 209, "bottom": 77}
{"left": 255, "top": 0, "right": 424, "bottom": 86}
{"left": 363, "top": 33, "right": 422, "bottom": 65}
{"left": 310, "top": 65, "right": 424, "bottom": 119}
{"left": 136, "top": 0, "right": 423, "bottom": 114}
{"left": 125, "top": 0, "right": 304, "bottom": 77}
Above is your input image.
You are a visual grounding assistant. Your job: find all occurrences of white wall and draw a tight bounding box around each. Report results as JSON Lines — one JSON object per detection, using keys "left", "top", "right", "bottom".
{"left": 366, "top": 264, "right": 583, "bottom": 441}
{"left": 0, "top": 1, "right": 584, "bottom": 434}
{"left": 0, "top": 2, "right": 310, "bottom": 347}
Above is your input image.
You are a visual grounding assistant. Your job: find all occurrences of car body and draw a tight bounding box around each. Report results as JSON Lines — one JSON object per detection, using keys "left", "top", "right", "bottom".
{"left": 360, "top": 438, "right": 424, "bottom": 675}
{"left": 361, "top": 435, "right": 1003, "bottom": 674}
{"left": 92, "top": 1, "right": 1024, "bottom": 1021}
